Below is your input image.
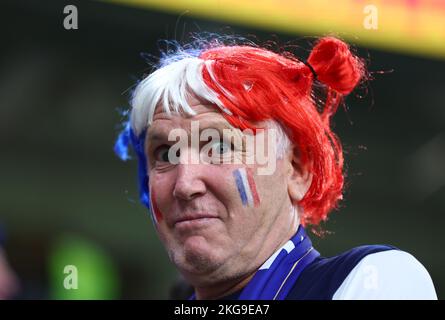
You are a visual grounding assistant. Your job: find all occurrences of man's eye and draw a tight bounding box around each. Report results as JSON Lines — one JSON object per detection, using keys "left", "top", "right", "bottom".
{"left": 211, "top": 140, "right": 232, "bottom": 156}
{"left": 154, "top": 146, "right": 170, "bottom": 163}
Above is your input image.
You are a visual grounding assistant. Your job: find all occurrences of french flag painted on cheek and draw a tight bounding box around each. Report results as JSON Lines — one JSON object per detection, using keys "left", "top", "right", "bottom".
{"left": 150, "top": 187, "right": 163, "bottom": 225}
{"left": 233, "top": 168, "right": 260, "bottom": 207}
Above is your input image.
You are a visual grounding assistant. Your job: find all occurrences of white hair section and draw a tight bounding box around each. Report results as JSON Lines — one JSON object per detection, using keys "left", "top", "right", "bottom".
{"left": 130, "top": 57, "right": 233, "bottom": 136}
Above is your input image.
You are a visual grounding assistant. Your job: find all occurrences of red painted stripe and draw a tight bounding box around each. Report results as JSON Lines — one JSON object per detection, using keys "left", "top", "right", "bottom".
{"left": 246, "top": 168, "right": 260, "bottom": 207}
{"left": 150, "top": 187, "right": 163, "bottom": 223}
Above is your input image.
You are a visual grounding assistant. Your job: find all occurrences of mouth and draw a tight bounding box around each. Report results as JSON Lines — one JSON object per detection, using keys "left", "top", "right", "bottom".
{"left": 174, "top": 214, "right": 220, "bottom": 229}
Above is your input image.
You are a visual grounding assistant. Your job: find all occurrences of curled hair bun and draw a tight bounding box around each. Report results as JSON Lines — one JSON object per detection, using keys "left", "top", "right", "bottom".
{"left": 307, "top": 36, "right": 364, "bottom": 95}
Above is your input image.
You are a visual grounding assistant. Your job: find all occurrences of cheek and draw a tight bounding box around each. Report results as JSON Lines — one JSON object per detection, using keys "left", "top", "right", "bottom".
{"left": 149, "top": 172, "right": 176, "bottom": 225}
{"left": 232, "top": 167, "right": 260, "bottom": 207}
{"left": 150, "top": 187, "right": 163, "bottom": 224}
{"left": 254, "top": 166, "right": 288, "bottom": 211}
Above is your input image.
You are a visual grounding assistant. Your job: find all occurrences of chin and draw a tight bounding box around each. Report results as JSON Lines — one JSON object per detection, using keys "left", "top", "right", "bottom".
{"left": 172, "top": 235, "right": 226, "bottom": 276}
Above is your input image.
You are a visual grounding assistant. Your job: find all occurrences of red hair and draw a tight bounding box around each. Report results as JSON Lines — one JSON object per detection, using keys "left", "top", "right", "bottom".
{"left": 199, "top": 37, "right": 365, "bottom": 226}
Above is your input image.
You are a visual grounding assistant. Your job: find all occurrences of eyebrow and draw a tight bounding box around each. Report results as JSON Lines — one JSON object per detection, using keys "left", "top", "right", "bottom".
{"left": 147, "top": 119, "right": 235, "bottom": 142}
{"left": 146, "top": 131, "right": 168, "bottom": 142}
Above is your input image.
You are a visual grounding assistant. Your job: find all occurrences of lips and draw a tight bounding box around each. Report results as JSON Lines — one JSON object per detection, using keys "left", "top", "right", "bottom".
{"left": 174, "top": 213, "right": 219, "bottom": 227}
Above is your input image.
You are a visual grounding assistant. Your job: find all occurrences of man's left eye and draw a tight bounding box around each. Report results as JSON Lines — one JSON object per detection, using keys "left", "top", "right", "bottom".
{"left": 211, "top": 140, "right": 232, "bottom": 155}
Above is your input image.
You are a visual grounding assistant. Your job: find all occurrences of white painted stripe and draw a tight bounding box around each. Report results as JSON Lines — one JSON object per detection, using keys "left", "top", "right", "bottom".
{"left": 239, "top": 168, "right": 254, "bottom": 207}
{"left": 260, "top": 240, "right": 296, "bottom": 270}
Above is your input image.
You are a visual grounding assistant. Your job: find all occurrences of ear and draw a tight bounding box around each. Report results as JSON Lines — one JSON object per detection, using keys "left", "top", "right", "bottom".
{"left": 287, "top": 148, "right": 313, "bottom": 204}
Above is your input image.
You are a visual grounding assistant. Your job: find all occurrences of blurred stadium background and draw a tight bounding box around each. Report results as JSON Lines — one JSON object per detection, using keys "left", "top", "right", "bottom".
{"left": 0, "top": 0, "right": 444, "bottom": 299}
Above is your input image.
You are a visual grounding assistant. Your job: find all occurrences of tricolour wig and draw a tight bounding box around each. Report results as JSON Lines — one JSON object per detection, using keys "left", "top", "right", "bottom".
{"left": 115, "top": 35, "right": 365, "bottom": 226}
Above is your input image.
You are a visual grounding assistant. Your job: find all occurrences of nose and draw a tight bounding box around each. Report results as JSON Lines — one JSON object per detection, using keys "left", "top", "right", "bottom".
{"left": 173, "top": 163, "right": 207, "bottom": 201}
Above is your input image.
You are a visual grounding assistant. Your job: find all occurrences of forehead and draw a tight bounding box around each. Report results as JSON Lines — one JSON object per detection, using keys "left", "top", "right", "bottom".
{"left": 152, "top": 93, "right": 213, "bottom": 117}
{"left": 147, "top": 96, "right": 233, "bottom": 139}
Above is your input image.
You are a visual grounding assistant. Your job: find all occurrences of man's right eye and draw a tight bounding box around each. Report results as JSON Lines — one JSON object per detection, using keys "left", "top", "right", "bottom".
{"left": 154, "top": 146, "right": 170, "bottom": 163}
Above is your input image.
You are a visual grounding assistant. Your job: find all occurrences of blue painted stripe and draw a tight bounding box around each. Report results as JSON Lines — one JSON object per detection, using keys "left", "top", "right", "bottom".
{"left": 233, "top": 169, "right": 248, "bottom": 205}
{"left": 238, "top": 168, "right": 253, "bottom": 206}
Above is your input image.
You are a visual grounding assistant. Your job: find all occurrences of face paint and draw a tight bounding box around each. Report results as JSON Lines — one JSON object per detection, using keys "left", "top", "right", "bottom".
{"left": 150, "top": 187, "right": 163, "bottom": 224}
{"left": 233, "top": 168, "right": 260, "bottom": 207}
{"left": 246, "top": 167, "right": 260, "bottom": 206}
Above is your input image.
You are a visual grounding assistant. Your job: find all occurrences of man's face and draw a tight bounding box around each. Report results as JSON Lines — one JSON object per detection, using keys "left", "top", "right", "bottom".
{"left": 145, "top": 96, "right": 298, "bottom": 286}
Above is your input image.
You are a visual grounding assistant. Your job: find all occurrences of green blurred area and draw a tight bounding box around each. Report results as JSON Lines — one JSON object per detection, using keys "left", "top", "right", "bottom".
{"left": 49, "top": 234, "right": 119, "bottom": 299}
{"left": 0, "top": 0, "right": 443, "bottom": 299}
